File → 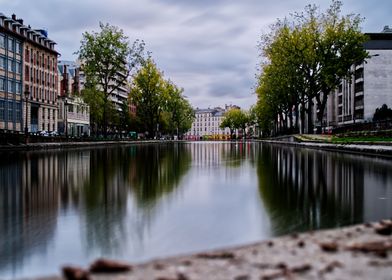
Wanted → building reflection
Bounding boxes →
[0,151,60,273]
[256,143,392,235]
[0,144,192,274]
[189,141,255,169]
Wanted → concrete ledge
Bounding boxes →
[33,221,392,280]
[260,139,392,157]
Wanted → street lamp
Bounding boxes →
[64,97,68,138]
[24,86,30,139]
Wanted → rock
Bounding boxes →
[375,225,392,236]
[196,252,235,259]
[89,258,132,273]
[319,242,339,252]
[62,266,90,280]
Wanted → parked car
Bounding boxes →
[49,131,59,136]
[39,130,49,136]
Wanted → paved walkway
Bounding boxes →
[34,221,392,280]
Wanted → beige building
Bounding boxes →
[185,105,239,139]
[58,61,90,136]
[24,27,59,133]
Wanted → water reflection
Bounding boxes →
[256,143,392,235]
[0,142,391,278]
[0,144,191,277]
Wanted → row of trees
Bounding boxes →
[254,0,368,135]
[220,108,251,138]
[77,23,194,138]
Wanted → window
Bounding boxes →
[15,41,21,54]
[0,78,4,91]
[16,102,21,120]
[8,38,13,51]
[0,100,4,120]
[25,66,29,81]
[8,101,13,121]
[7,59,14,72]
[15,82,21,94]
[16,61,21,74]
[0,35,4,49]
[7,80,14,93]
[0,56,5,69]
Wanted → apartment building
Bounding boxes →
[185,105,239,139]
[324,27,392,129]
[0,13,60,134]
[0,13,23,132]
[58,60,90,136]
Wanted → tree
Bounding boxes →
[373,104,392,121]
[81,87,105,135]
[77,22,145,137]
[220,108,249,139]
[257,0,368,134]
[163,81,195,138]
[129,59,165,138]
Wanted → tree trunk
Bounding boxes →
[300,102,305,134]
[307,100,314,134]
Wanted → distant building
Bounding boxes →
[57,60,90,136]
[323,27,392,130]
[185,104,239,139]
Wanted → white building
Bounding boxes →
[324,27,392,129]
[185,105,239,139]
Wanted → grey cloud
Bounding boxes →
[3,0,392,110]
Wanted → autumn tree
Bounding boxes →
[129,59,165,138]
[77,22,145,136]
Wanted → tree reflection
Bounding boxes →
[127,143,192,207]
[255,143,392,236]
[80,144,192,255]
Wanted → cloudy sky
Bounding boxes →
[1,0,390,109]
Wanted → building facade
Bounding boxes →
[324,27,392,129]
[58,60,90,137]
[0,13,23,132]
[185,105,238,139]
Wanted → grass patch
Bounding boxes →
[331,136,392,143]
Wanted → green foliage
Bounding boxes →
[130,59,194,138]
[256,0,368,134]
[81,88,105,132]
[163,81,195,136]
[77,22,145,135]
[129,59,165,137]
[373,104,392,121]
[220,108,249,137]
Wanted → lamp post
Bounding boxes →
[24,87,30,142]
[64,97,68,139]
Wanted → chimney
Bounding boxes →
[17,18,23,25]
[11,14,16,20]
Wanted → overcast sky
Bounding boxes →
[1,0,390,109]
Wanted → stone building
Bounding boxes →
[0,13,59,134]
[185,105,239,139]
[58,60,90,136]
[0,13,24,132]
[324,27,392,129]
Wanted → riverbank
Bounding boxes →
[0,140,165,151]
[260,135,392,157]
[35,220,392,280]
[2,137,392,157]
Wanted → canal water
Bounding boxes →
[0,142,391,278]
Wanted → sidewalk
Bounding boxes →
[34,220,392,280]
